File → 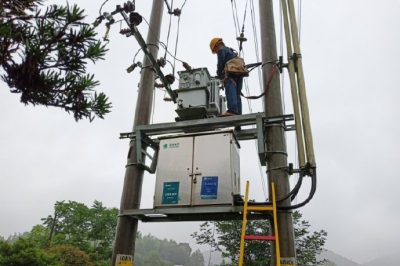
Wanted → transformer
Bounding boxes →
[175,68,226,120]
[154,131,240,208]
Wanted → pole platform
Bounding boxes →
[121,112,294,141]
[120,205,271,222]
[120,112,295,172]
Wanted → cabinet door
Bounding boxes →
[191,133,233,205]
[154,136,193,207]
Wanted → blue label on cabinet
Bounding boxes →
[201,176,218,199]
[162,182,179,204]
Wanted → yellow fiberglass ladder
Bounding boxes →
[238,181,281,266]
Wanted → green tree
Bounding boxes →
[0,0,110,121]
[186,249,205,266]
[191,211,327,265]
[160,241,191,265]
[24,225,50,249]
[2,200,204,266]
[41,200,118,264]
[0,237,58,266]
[135,233,205,266]
[49,244,93,266]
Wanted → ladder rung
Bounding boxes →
[244,235,275,241]
[247,206,274,212]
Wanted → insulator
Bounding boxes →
[182,62,192,71]
[236,32,247,52]
[93,16,103,27]
[165,74,175,85]
[154,82,164,88]
[163,97,173,102]
[104,13,115,24]
[129,12,143,26]
[120,28,131,36]
[126,62,142,73]
[124,1,135,12]
[236,32,247,43]
[172,8,181,16]
[103,25,111,41]
[157,57,166,68]
[126,63,137,73]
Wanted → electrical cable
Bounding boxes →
[164,0,173,59]
[248,167,316,210]
[280,169,316,210]
[276,175,303,203]
[132,47,142,63]
[163,0,172,13]
[230,0,240,49]
[172,13,181,75]
[241,0,249,33]
[242,51,266,200]
[232,0,241,36]
[250,0,263,96]
[99,0,110,16]
[180,0,188,10]
[151,85,156,124]
[171,0,188,75]
[141,17,186,64]
[241,65,278,100]
[237,0,249,55]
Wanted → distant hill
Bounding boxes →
[202,249,399,266]
[320,250,399,266]
[363,253,398,266]
[319,250,361,266]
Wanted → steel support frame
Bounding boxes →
[119,112,294,222]
[121,205,272,222]
[120,112,294,174]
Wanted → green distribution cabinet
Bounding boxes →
[154,130,240,208]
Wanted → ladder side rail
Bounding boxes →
[271,182,281,266]
[238,181,251,266]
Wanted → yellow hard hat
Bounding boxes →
[209,37,223,53]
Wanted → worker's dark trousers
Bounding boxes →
[224,77,243,115]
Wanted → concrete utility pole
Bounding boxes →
[111,0,164,264]
[259,0,297,265]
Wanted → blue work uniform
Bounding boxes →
[216,47,243,115]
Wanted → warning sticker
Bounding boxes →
[201,176,218,199]
[116,254,133,266]
[162,181,180,204]
[280,257,297,266]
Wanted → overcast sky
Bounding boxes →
[1,0,399,264]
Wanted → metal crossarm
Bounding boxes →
[238,181,281,266]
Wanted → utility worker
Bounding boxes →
[210,37,243,116]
